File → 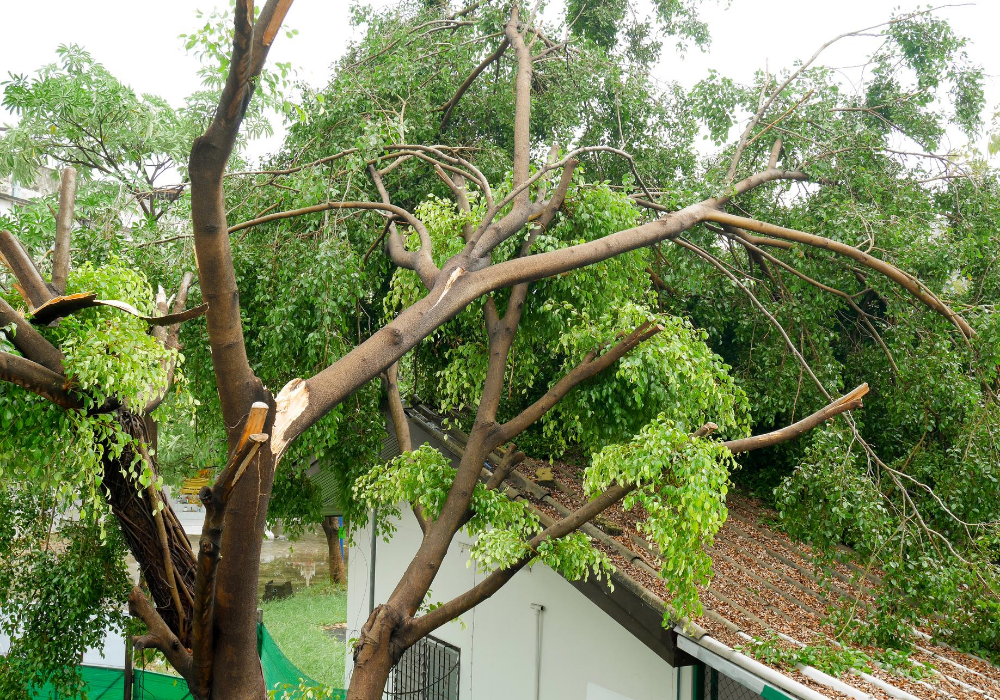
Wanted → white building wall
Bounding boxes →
[347,506,678,700]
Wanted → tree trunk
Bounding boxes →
[207,438,276,700]
[322,516,346,586]
[347,605,407,700]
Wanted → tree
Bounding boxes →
[1,1,996,699]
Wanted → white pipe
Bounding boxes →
[531,603,544,700]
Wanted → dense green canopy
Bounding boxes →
[0,0,998,696]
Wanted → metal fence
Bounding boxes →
[384,635,460,700]
[699,663,764,700]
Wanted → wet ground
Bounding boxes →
[128,502,346,597]
[139,498,345,601]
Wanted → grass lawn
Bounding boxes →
[261,580,349,689]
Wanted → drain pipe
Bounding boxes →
[368,509,377,615]
[531,604,544,700]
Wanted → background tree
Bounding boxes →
[0,1,997,699]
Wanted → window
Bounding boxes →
[697,663,764,700]
[384,635,460,700]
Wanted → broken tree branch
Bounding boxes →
[700,209,975,338]
[51,167,77,295]
[0,296,64,373]
[723,384,869,453]
[0,230,55,309]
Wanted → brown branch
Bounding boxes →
[227,199,426,238]
[711,223,794,250]
[189,0,292,443]
[433,168,475,240]
[710,168,813,207]
[0,297,64,373]
[369,166,439,285]
[485,446,526,490]
[382,363,412,454]
[440,38,510,130]
[268,201,709,459]
[403,424,718,642]
[506,7,532,212]
[498,321,660,443]
[146,480,186,640]
[128,587,193,682]
[382,362,425,531]
[723,384,869,453]
[701,209,975,338]
[0,351,79,408]
[0,230,55,309]
[51,167,77,295]
[225,149,358,178]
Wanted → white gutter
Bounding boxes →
[676,631,829,700]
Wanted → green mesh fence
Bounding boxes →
[30,623,346,699]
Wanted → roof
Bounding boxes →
[404,405,1000,700]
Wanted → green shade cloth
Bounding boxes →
[30,623,345,699]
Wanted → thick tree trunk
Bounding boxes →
[322,516,346,585]
[207,434,276,700]
[347,605,407,700]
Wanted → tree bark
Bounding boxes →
[102,409,197,648]
[322,516,346,586]
[347,605,407,700]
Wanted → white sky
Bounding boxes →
[1,0,997,162]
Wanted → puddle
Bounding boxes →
[255,531,339,599]
[321,623,348,643]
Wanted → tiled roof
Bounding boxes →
[406,405,1000,700]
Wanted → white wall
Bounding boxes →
[347,507,678,700]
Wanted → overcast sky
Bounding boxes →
[1,1,997,162]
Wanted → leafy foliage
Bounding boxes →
[354,445,614,583]
[0,485,130,699]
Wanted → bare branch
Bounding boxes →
[128,587,193,682]
[498,321,660,443]
[51,167,77,295]
[506,6,532,212]
[723,384,869,453]
[440,38,510,130]
[701,209,975,338]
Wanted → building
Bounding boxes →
[0,166,57,215]
[346,406,1000,700]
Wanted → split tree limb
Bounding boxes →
[0,296,64,373]
[0,351,79,408]
[190,401,269,698]
[51,167,77,295]
[723,384,869,453]
[0,230,55,309]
